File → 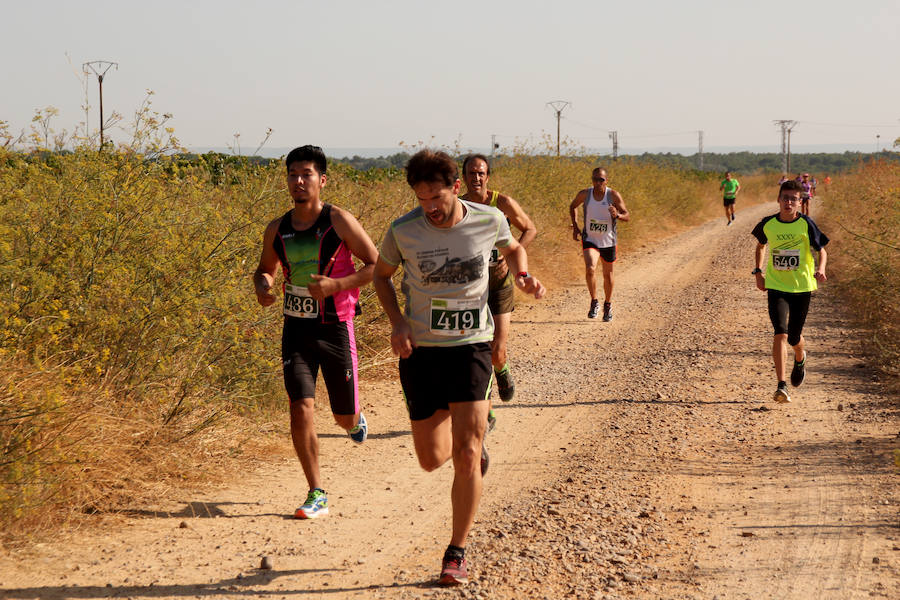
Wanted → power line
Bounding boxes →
[546,101,571,156]
[83,60,118,150]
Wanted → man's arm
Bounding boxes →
[754,243,767,291]
[609,190,630,222]
[815,247,827,281]
[498,239,546,299]
[568,190,587,241]
[496,193,537,249]
[372,257,415,358]
[308,207,379,302]
[253,218,281,307]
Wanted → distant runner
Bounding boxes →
[800,173,813,215]
[253,145,379,519]
[719,171,741,225]
[373,149,545,586]
[751,179,829,404]
[569,167,631,321]
[461,153,537,409]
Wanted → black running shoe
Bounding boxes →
[496,368,515,402]
[480,441,489,477]
[588,299,600,319]
[602,302,613,322]
[486,409,496,433]
[790,353,807,387]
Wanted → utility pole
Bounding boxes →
[491,134,497,159]
[698,130,704,170]
[546,100,570,156]
[773,120,797,173]
[608,131,618,160]
[84,60,118,150]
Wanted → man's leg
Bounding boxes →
[410,410,453,472]
[724,203,731,224]
[601,259,614,304]
[491,312,510,371]
[583,248,600,300]
[289,397,321,490]
[772,334,789,383]
[448,399,489,547]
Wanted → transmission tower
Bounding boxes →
[773,120,797,173]
[84,60,118,150]
[546,101,570,156]
[698,130,704,170]
[608,131,618,160]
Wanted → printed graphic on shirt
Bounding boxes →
[419,250,485,286]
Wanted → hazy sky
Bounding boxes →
[4,0,899,155]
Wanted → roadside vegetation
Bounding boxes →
[0,107,877,546]
[817,161,900,389]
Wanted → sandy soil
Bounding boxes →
[1,202,897,600]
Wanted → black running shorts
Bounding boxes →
[582,241,617,263]
[399,343,493,421]
[767,289,811,346]
[281,318,359,415]
[723,197,736,206]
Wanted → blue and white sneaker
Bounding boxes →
[349,412,367,443]
[294,488,328,519]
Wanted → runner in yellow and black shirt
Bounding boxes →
[751,179,829,404]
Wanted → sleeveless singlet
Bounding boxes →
[583,187,617,249]
[273,203,360,323]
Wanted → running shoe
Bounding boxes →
[726,220,732,226]
[731,213,736,222]
[481,440,490,477]
[438,555,469,586]
[487,409,496,433]
[790,353,807,387]
[602,302,613,322]
[588,299,600,319]
[294,488,328,519]
[773,386,791,404]
[348,412,367,443]
[496,368,515,402]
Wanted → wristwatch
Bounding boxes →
[517,271,530,279]
[751,267,762,275]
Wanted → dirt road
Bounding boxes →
[2,202,897,599]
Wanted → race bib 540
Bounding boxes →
[772,249,801,271]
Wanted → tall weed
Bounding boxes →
[818,161,900,386]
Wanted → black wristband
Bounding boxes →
[751,267,762,275]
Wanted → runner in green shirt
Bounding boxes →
[719,171,741,226]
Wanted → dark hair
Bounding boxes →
[592,166,608,177]
[405,149,458,187]
[779,180,803,194]
[462,153,491,176]
[285,145,327,174]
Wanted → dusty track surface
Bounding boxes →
[2,203,897,599]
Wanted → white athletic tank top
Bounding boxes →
[583,187,617,248]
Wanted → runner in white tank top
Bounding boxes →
[568,167,631,321]
[582,186,618,249]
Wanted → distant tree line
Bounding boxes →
[328,150,899,176]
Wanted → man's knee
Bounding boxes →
[788,332,803,347]
[451,440,481,474]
